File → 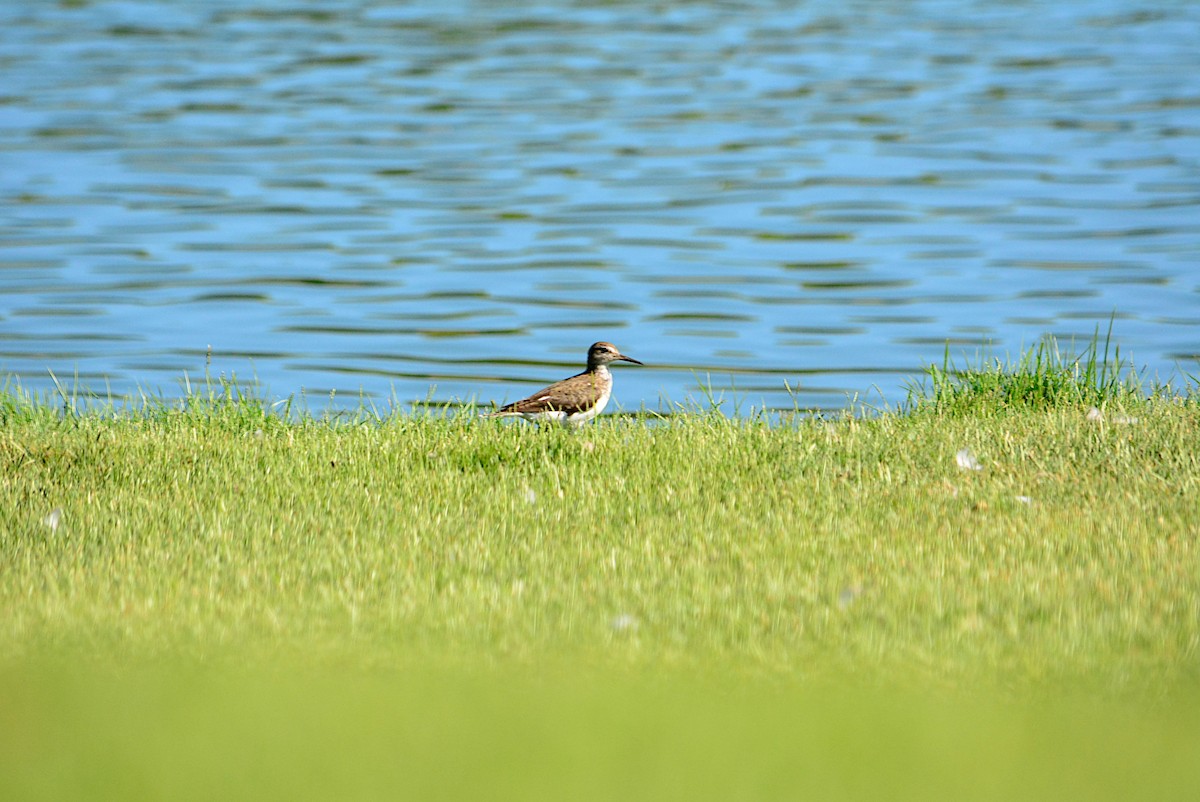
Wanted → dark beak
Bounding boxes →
[617,354,643,366]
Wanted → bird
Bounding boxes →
[488,341,643,426]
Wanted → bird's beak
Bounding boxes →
[617,353,644,366]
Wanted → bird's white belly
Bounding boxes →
[519,409,568,424]
[564,383,610,426]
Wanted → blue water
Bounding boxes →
[2,1,1198,413]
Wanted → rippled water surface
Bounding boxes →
[2,1,1199,413]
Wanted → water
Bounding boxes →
[2,0,1198,414]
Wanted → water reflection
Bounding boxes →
[1,1,1198,414]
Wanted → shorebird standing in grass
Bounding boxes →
[488,341,643,427]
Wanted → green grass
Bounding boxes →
[907,324,1189,414]
[4,661,1199,801]
[1,344,1199,800]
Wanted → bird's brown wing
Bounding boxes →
[498,371,596,415]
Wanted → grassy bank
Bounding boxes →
[2,358,1199,798]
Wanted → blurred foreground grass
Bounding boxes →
[1,365,1198,799]
[3,658,1199,801]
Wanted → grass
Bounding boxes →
[908,323,1185,413]
[5,662,1199,801]
[1,340,1199,799]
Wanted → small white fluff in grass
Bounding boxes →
[523,487,537,504]
[610,613,639,633]
[1016,495,1033,505]
[955,447,983,471]
[42,507,63,531]
[1087,406,1140,425]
